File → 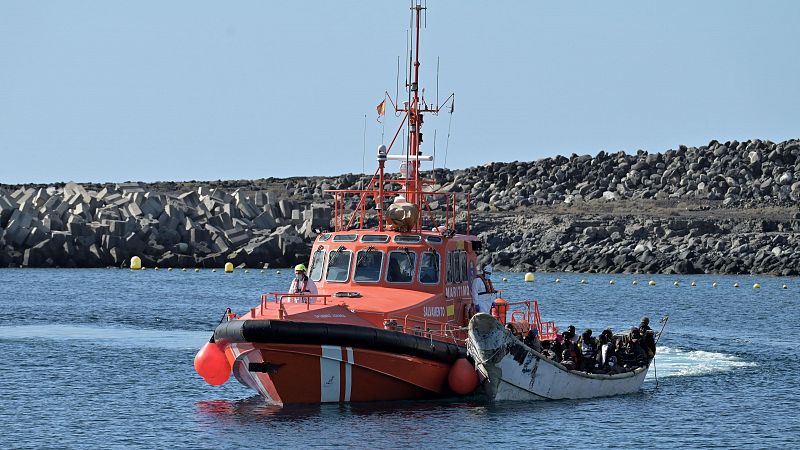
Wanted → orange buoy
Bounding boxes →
[194,341,232,386]
[448,358,479,395]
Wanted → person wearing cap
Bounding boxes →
[639,316,656,358]
[563,325,578,344]
[471,264,496,313]
[288,263,318,301]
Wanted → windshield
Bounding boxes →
[387,251,416,283]
[309,249,325,282]
[326,250,352,282]
[354,250,384,283]
[419,251,440,284]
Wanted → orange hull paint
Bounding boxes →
[227,343,451,405]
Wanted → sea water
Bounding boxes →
[1,269,797,449]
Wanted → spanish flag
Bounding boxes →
[376,99,386,117]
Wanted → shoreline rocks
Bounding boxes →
[2,138,799,274]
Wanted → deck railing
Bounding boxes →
[503,300,560,340]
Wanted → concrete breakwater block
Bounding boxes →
[0,181,332,268]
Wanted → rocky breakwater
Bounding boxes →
[440,138,800,209]
[471,210,800,275]
[0,182,330,268]
[449,137,800,275]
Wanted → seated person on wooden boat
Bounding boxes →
[595,329,621,374]
[561,346,578,370]
[639,316,657,358]
[618,328,648,369]
[470,264,496,313]
[563,325,578,344]
[523,326,543,352]
[287,264,318,300]
[539,337,557,360]
[550,336,564,362]
[561,337,579,370]
[577,329,599,372]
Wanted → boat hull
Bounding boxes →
[226,343,453,405]
[468,313,649,401]
[212,320,465,405]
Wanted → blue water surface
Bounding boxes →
[1,269,798,449]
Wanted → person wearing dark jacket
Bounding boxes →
[639,316,656,358]
[576,329,599,372]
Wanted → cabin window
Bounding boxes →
[446,252,455,283]
[418,251,440,284]
[361,234,390,243]
[447,250,467,283]
[458,251,468,282]
[325,250,352,282]
[354,250,384,283]
[393,235,422,244]
[425,236,443,245]
[333,234,358,242]
[319,233,332,242]
[309,248,325,282]
[387,251,416,283]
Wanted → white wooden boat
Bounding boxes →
[467,313,650,401]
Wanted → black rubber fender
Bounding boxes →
[214,319,465,364]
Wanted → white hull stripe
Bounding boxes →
[320,345,341,402]
[344,347,354,402]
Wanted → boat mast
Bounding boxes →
[403,2,424,205]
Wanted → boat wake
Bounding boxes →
[646,346,756,379]
[0,324,209,350]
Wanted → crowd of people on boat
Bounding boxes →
[516,317,657,374]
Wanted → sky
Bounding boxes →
[1,0,798,184]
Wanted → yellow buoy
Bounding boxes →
[154,267,159,271]
[632,280,639,285]
[276,270,281,274]
[734,283,740,288]
[167,267,173,272]
[609,280,616,285]
[753,283,761,289]
[212,268,217,273]
[181,268,186,272]
[712,282,718,288]
[245,269,249,274]
[260,270,265,273]
[524,273,535,282]
[224,262,234,273]
[783,284,788,289]
[673,281,680,287]
[130,256,142,271]
[690,281,696,287]
[579,279,588,285]
[648,280,656,286]
[141,267,146,271]
[502,277,508,282]
[555,278,561,283]
[195,268,200,272]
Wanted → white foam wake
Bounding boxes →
[646,346,756,379]
[0,324,209,350]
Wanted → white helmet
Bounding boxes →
[483,264,493,275]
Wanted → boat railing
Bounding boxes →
[325,187,471,235]
[350,308,465,344]
[260,292,332,319]
[502,300,559,340]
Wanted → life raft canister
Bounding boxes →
[491,298,509,325]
